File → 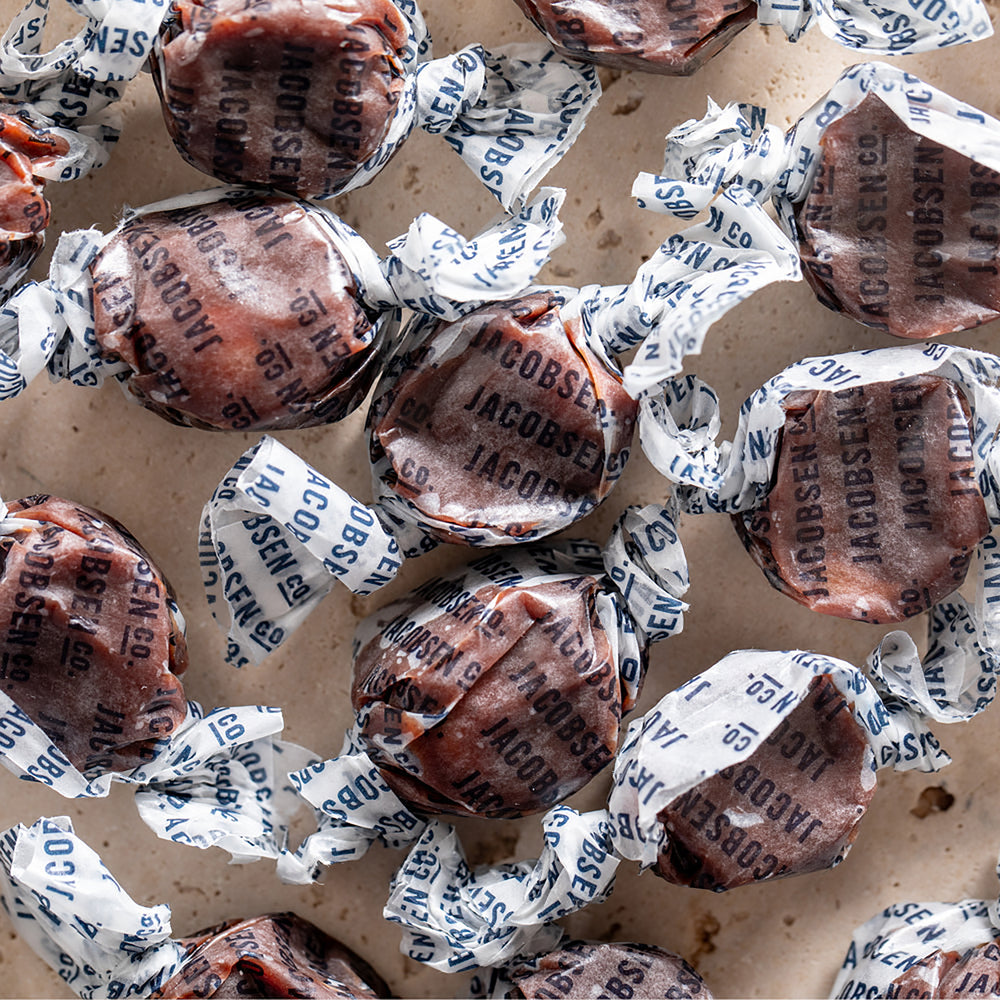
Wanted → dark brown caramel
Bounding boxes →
[90,193,378,430]
[352,569,623,818]
[151,0,408,198]
[370,293,638,543]
[797,94,1000,339]
[0,112,68,289]
[0,496,188,774]
[512,0,755,75]
[889,939,1000,997]
[734,376,990,623]
[152,913,392,998]
[508,939,714,999]
[655,675,873,891]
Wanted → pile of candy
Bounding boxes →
[1,0,999,996]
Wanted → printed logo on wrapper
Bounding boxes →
[639,343,1000,722]
[607,645,951,879]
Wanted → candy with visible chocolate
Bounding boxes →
[0,495,188,774]
[369,292,638,545]
[90,191,379,430]
[150,0,408,199]
[502,939,714,998]
[152,913,392,999]
[511,0,755,75]
[733,374,990,623]
[797,94,1000,339]
[353,561,622,819]
[887,940,1000,997]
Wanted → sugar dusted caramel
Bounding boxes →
[797,94,1000,339]
[889,938,1000,997]
[507,939,714,998]
[0,496,188,775]
[90,193,377,430]
[352,567,622,819]
[151,0,408,198]
[733,375,989,623]
[512,0,755,75]
[370,293,638,544]
[152,912,391,998]
[655,674,873,892]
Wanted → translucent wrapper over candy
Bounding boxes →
[607,643,950,890]
[638,62,1000,343]
[276,503,687,879]
[0,185,565,429]
[0,818,392,999]
[201,191,796,664]
[640,343,1000,717]
[144,0,599,209]
[511,0,990,76]
[829,848,1000,998]
[472,939,714,998]
[0,494,188,775]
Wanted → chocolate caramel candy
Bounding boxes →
[352,565,622,818]
[151,0,408,198]
[370,293,638,544]
[512,0,755,75]
[889,939,1000,997]
[655,674,874,892]
[152,912,392,998]
[0,496,188,775]
[796,94,1000,339]
[507,939,714,999]
[0,112,69,290]
[733,375,989,623]
[90,193,378,430]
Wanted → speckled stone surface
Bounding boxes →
[1,2,999,997]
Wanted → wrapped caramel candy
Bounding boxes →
[829,849,1000,998]
[511,0,990,76]
[0,186,565,429]
[607,644,949,892]
[277,503,685,878]
[378,630,956,970]
[202,186,798,665]
[475,939,714,998]
[0,819,391,998]
[628,63,1000,359]
[0,494,188,776]
[151,913,392,999]
[640,344,1000,718]
[144,0,599,208]
[0,499,305,860]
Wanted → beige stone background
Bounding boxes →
[1,0,1000,996]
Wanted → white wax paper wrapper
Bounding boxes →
[754,0,991,52]
[0,0,167,168]
[613,183,801,396]
[648,61,1000,239]
[0,184,564,402]
[608,645,950,873]
[639,342,1000,722]
[384,807,619,972]
[0,695,304,862]
[276,504,688,879]
[830,847,1000,1000]
[0,816,185,998]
